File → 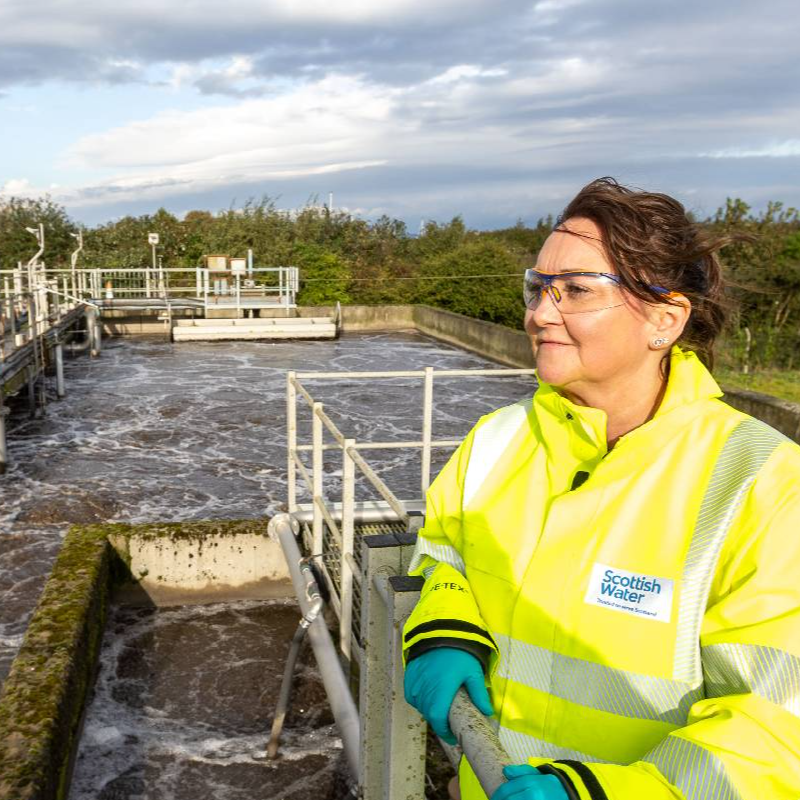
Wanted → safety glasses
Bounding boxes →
[523,269,671,314]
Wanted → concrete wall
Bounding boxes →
[721,387,800,442]
[0,519,290,800]
[295,304,415,330]
[110,519,292,605]
[412,305,535,368]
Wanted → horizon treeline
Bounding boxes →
[1,195,798,371]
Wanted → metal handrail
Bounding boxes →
[284,365,537,677]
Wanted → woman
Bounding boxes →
[402,178,800,800]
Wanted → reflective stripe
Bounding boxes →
[703,642,800,718]
[463,399,532,507]
[643,735,743,800]
[422,565,435,580]
[408,537,465,575]
[673,418,787,684]
[495,633,701,726]
[498,724,609,764]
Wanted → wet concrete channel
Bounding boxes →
[0,332,535,798]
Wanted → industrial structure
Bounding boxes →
[0,226,338,470]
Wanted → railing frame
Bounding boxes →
[285,366,536,667]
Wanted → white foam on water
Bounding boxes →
[0,333,535,797]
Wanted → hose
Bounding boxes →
[266,557,324,759]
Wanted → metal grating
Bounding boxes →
[304,518,408,648]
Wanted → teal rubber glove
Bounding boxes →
[403,647,493,744]
[491,765,568,800]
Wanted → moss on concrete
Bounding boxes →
[0,524,112,800]
[107,519,270,563]
[0,519,272,800]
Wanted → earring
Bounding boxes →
[652,337,669,347]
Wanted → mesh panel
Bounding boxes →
[300,517,408,646]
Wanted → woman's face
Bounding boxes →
[525,217,662,397]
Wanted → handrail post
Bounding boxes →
[340,438,356,661]
[312,401,324,554]
[359,536,404,799]
[287,372,297,512]
[421,366,434,495]
[383,575,427,800]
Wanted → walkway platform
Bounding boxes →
[171,316,338,342]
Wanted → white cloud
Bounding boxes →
[703,140,800,159]
[427,65,508,85]
[0,0,489,48]
[41,62,625,208]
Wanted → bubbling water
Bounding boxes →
[0,332,535,798]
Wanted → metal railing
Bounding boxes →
[0,268,89,366]
[286,367,536,663]
[282,368,537,796]
[0,265,300,311]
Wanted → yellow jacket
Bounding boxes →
[403,348,800,800]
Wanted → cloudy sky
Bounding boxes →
[1,0,798,228]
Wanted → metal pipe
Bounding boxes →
[269,513,360,778]
[64,332,91,353]
[0,401,8,473]
[266,557,324,759]
[296,368,537,380]
[55,343,65,398]
[295,439,461,452]
[449,688,512,798]
[86,307,100,357]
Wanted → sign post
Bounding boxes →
[147,233,159,297]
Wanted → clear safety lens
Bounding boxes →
[523,270,625,314]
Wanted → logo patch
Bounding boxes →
[584,562,674,623]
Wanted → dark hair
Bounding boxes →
[558,177,741,368]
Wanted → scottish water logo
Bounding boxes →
[584,562,674,623]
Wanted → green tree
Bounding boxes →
[293,242,353,305]
[0,196,78,268]
[414,239,525,327]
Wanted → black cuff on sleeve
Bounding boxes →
[554,760,609,800]
[405,636,492,672]
[536,764,580,800]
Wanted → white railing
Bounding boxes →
[0,268,87,366]
[0,266,300,309]
[285,367,537,662]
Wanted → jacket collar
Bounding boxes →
[533,346,722,463]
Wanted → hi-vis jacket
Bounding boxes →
[403,347,800,800]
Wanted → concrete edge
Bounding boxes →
[0,517,290,800]
[0,524,115,800]
[721,385,800,443]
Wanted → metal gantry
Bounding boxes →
[0,253,100,470]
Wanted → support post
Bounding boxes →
[359,535,404,800]
[287,372,297,512]
[384,575,427,800]
[0,397,8,473]
[86,306,101,357]
[94,312,102,355]
[312,402,324,554]
[55,342,65,398]
[339,438,356,661]
[27,369,36,419]
[421,366,434,495]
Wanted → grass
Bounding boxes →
[715,367,800,405]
